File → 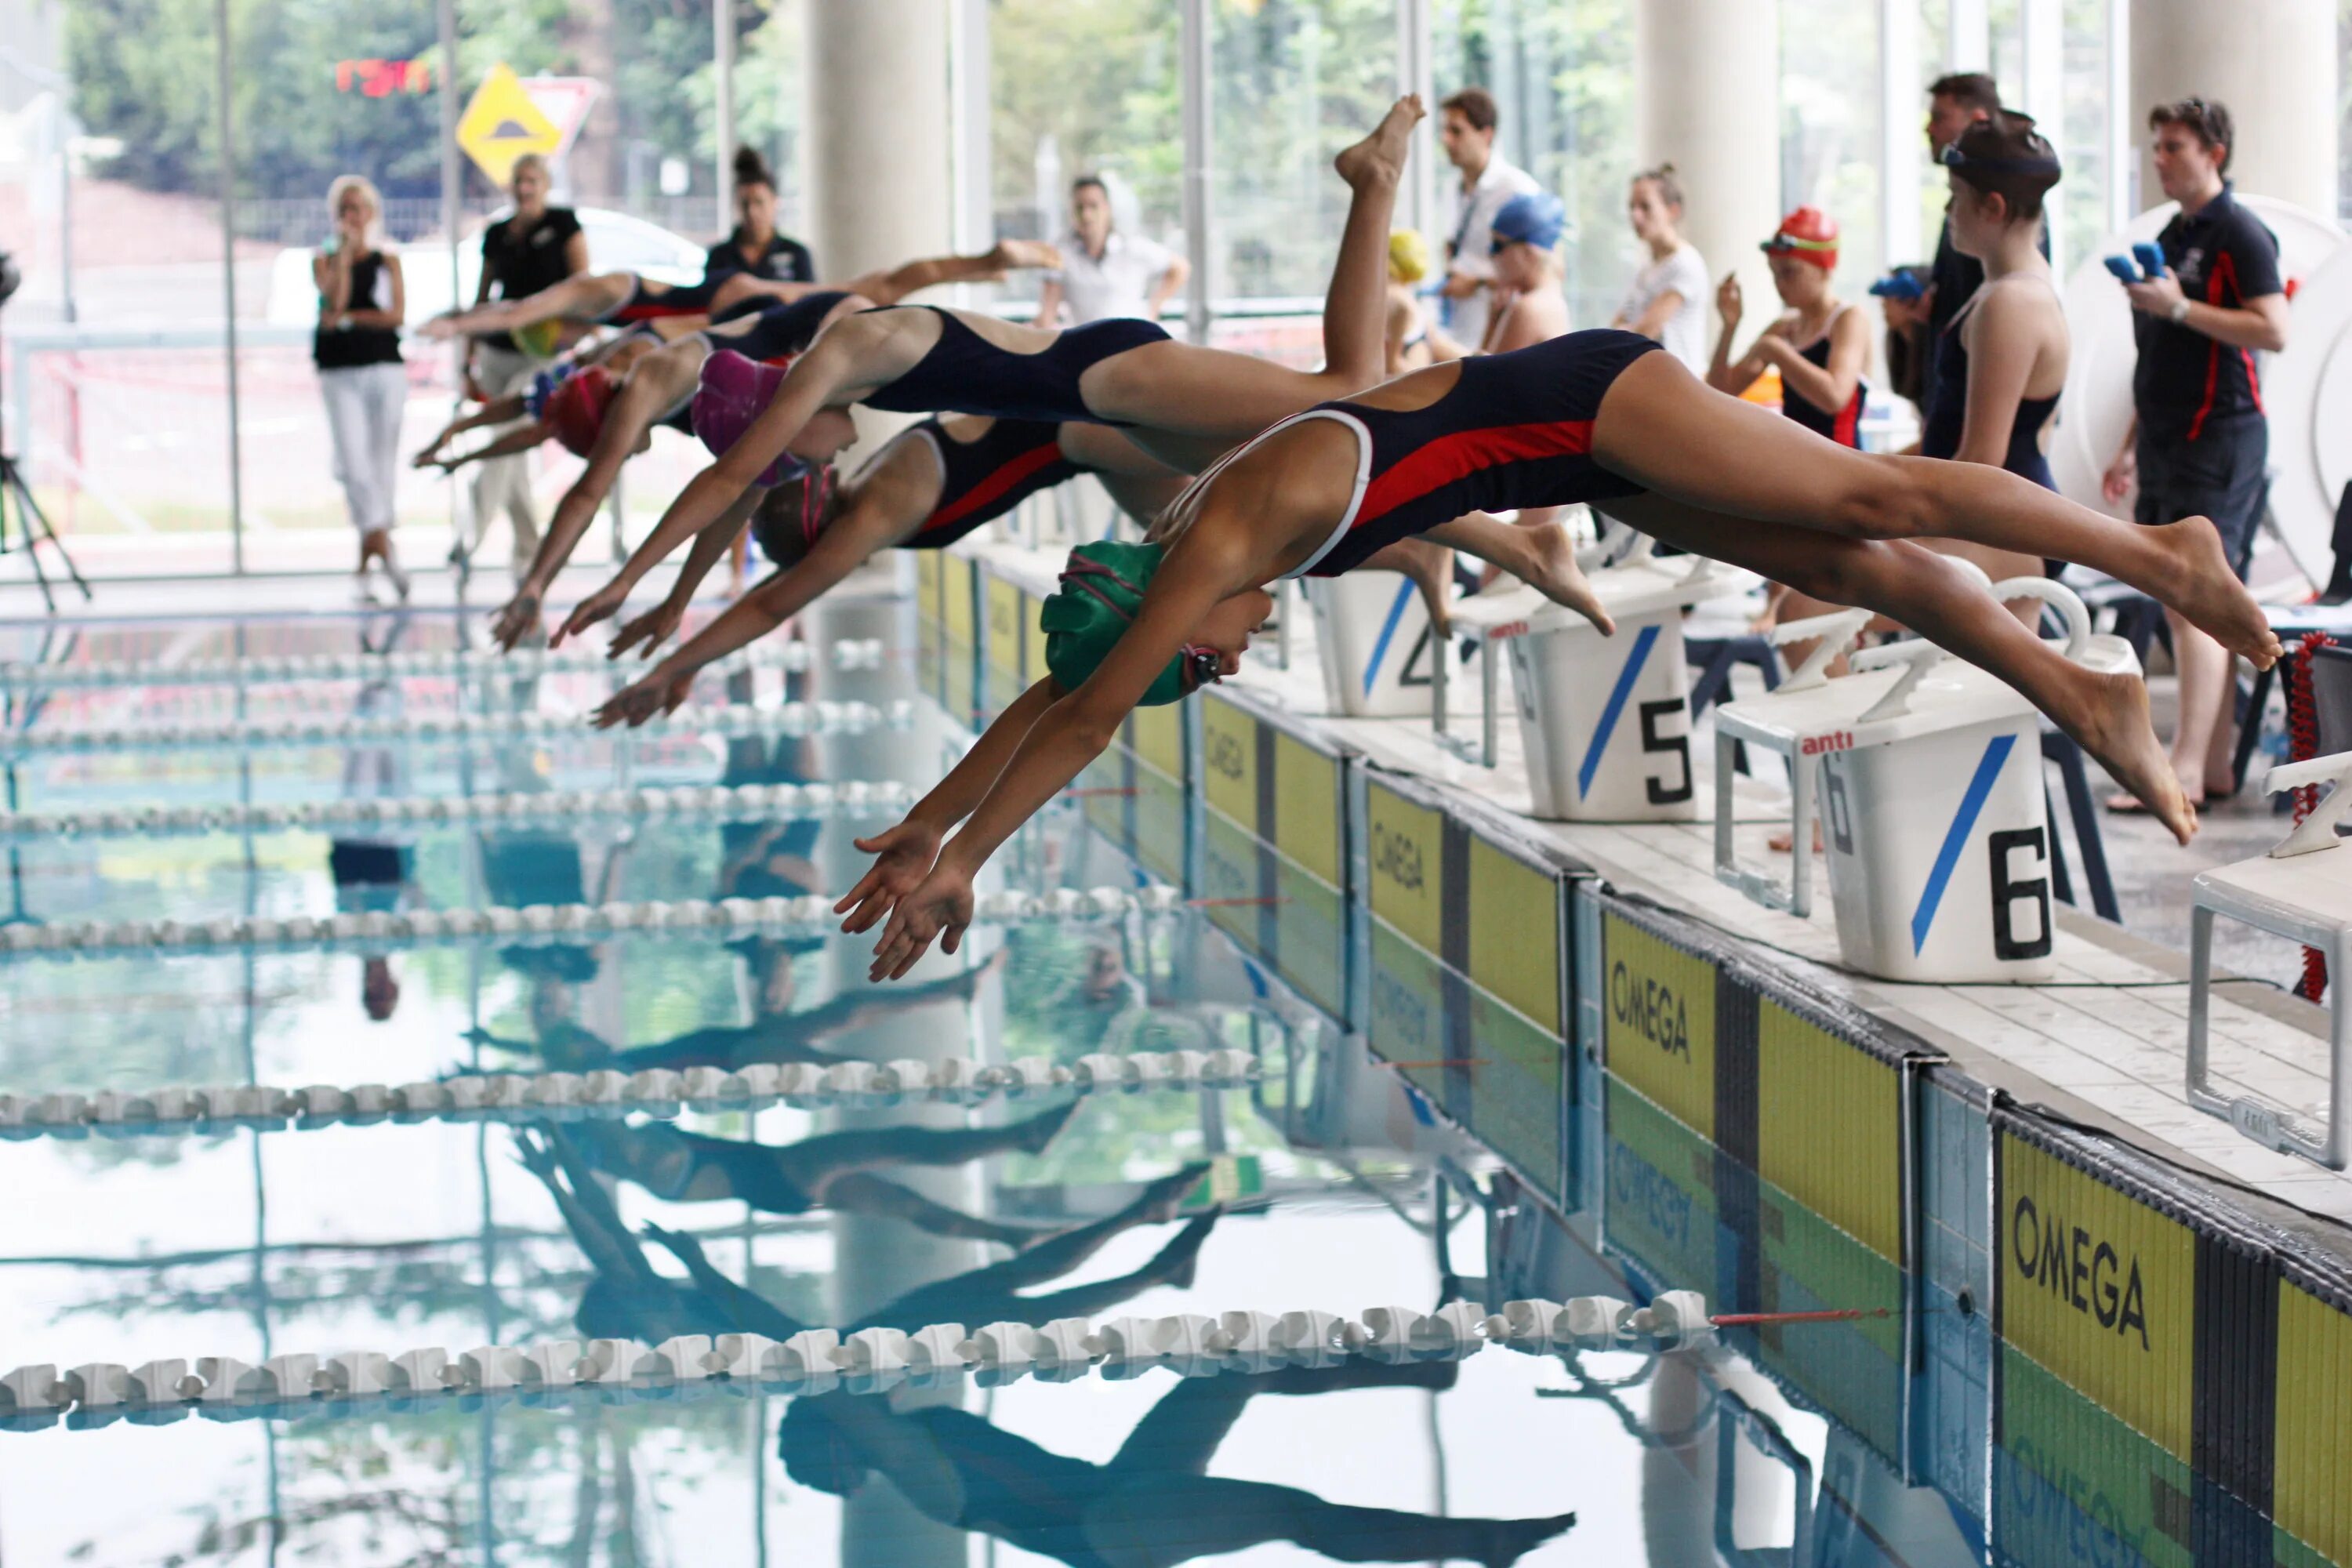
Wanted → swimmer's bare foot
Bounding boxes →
[1766,820,1825,855]
[2151,517,2281,668]
[1519,524,1615,635]
[2059,669,2197,845]
[1138,1160,1214,1223]
[1012,1097,1080,1154]
[987,238,1063,272]
[1335,95,1424,190]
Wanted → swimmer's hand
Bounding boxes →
[490,586,545,652]
[419,311,463,342]
[590,670,693,730]
[412,436,450,470]
[553,579,631,648]
[866,862,974,982]
[607,598,687,662]
[835,819,945,935]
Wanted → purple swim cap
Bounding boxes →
[694,349,807,487]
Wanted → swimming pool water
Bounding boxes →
[0,601,2312,1566]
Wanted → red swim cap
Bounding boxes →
[546,366,618,457]
[693,348,806,488]
[1762,206,1841,271]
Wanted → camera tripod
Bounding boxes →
[0,314,93,613]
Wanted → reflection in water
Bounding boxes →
[783,1366,1580,1568]
[327,673,417,1022]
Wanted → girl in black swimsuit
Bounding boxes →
[577,415,1187,720]
[639,98,1429,561]
[838,327,2285,976]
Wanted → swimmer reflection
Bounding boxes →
[781,1365,1577,1567]
[517,1126,1213,1341]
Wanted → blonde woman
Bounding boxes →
[314,175,410,601]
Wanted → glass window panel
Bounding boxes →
[1434,0,1636,332]
[8,0,236,575]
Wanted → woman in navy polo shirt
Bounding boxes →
[704,147,816,287]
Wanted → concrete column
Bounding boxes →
[804,0,954,278]
[2129,0,2336,217]
[1636,0,1782,328]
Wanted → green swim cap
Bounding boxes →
[1040,539,1197,707]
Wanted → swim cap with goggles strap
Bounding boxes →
[546,366,618,458]
[1760,206,1840,271]
[692,349,812,489]
[1040,540,1223,707]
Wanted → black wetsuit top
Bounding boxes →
[858,307,1170,425]
[1780,332,1867,448]
[1286,328,1657,578]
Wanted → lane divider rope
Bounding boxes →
[0,1293,1719,1431]
[0,1034,1245,1141]
[0,698,912,757]
[0,779,916,842]
[0,883,1178,964]
[0,638,889,691]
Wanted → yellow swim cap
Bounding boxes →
[1388,230,1430,285]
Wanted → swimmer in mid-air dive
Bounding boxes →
[568,408,1189,718]
[833,325,2281,978]
[417,238,1061,344]
[620,96,1593,638]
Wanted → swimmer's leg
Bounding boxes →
[1592,352,2281,673]
[1608,492,2198,845]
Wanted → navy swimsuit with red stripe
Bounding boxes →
[905,419,1083,548]
[1284,328,1656,578]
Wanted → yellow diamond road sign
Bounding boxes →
[456,64,562,187]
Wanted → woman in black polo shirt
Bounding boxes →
[2101,99,2289,811]
[704,147,815,287]
[463,154,587,574]
[313,174,410,603]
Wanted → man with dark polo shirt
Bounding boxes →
[2102,98,2289,811]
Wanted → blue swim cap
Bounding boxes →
[1490,192,1566,253]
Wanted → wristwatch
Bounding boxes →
[2168,298,2192,324]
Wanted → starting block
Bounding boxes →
[2187,749,2352,1168]
[1304,573,1437,719]
[1714,576,2133,983]
[1442,534,1744,820]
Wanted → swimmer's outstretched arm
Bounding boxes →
[555,479,771,648]
[856,530,1257,979]
[422,271,634,339]
[598,498,760,664]
[488,358,699,650]
[423,417,551,475]
[416,394,529,466]
[593,495,906,726]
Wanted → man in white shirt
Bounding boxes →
[1036,175,1189,327]
[1438,86,1542,349]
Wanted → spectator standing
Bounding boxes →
[1930,111,2069,595]
[1036,175,1187,327]
[1610,164,1711,373]
[464,153,586,575]
[1901,74,2002,444]
[704,147,817,287]
[314,174,410,604]
[2103,99,2288,811]
[1436,86,1542,350]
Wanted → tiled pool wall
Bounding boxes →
[932,550,2352,1568]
